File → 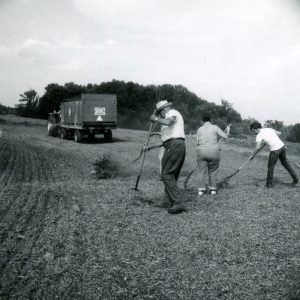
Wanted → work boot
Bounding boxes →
[290,179,299,187]
[168,204,186,214]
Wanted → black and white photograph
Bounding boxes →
[0,0,300,299]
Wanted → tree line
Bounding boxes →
[0,103,14,115]
[2,80,300,142]
[11,80,243,133]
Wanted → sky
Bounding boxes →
[0,0,300,125]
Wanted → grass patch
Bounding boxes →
[0,115,47,126]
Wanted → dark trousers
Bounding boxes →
[161,138,186,205]
[267,146,298,186]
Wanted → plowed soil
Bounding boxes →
[0,119,300,299]
[0,123,137,299]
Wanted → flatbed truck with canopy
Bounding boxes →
[48,93,117,142]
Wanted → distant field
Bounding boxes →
[0,114,47,125]
[0,116,300,299]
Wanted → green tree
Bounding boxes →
[37,84,65,118]
[285,123,300,143]
[15,89,39,117]
[264,120,284,131]
[0,103,14,115]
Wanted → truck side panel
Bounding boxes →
[61,98,81,125]
[82,94,117,123]
[75,100,82,125]
[60,94,117,128]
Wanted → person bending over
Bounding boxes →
[250,121,298,188]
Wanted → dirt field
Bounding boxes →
[0,117,300,299]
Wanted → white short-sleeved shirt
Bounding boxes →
[256,128,284,151]
[161,109,185,142]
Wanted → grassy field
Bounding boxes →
[0,114,47,126]
[0,115,300,299]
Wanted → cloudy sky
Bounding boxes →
[1,0,300,124]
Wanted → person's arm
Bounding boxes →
[250,140,266,159]
[275,130,282,136]
[150,132,161,137]
[143,142,164,152]
[217,124,231,139]
[225,124,231,135]
[150,114,176,126]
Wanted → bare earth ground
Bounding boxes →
[0,117,300,299]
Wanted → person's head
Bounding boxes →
[202,115,212,123]
[250,121,262,133]
[155,100,172,118]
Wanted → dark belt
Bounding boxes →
[163,137,185,146]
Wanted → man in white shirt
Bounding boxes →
[143,100,186,214]
[250,121,298,188]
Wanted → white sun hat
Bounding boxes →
[156,100,172,113]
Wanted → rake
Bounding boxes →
[218,156,252,188]
[184,156,253,189]
[129,121,157,201]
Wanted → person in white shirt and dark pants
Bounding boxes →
[250,121,298,188]
[143,100,186,214]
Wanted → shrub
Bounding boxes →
[92,153,120,179]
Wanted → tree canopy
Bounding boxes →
[33,80,242,132]
[15,89,39,118]
[6,80,300,142]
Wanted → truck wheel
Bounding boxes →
[74,130,82,143]
[104,129,112,142]
[60,128,67,139]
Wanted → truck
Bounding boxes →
[47,93,117,142]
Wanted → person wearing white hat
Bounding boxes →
[143,100,186,214]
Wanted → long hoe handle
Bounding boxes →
[133,153,146,191]
[132,121,156,192]
[224,157,252,182]
[184,164,198,188]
